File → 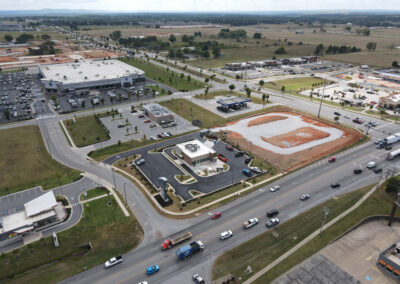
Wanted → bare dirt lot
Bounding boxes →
[224,107,363,171]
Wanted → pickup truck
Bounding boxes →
[243,218,259,229]
[162,231,192,250]
[104,256,123,268]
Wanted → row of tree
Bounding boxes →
[314,44,361,55]
[218,29,247,39]
[2,33,52,44]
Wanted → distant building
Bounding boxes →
[379,94,400,110]
[0,22,35,32]
[39,59,145,93]
[0,191,67,247]
[225,62,254,71]
[295,30,304,34]
[377,241,400,281]
[301,56,319,63]
[175,139,216,167]
[224,56,317,71]
[253,60,281,68]
[281,57,307,65]
[142,103,174,124]
[373,70,400,84]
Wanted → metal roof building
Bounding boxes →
[39,59,145,92]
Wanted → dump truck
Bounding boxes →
[176,240,204,260]
[161,231,192,250]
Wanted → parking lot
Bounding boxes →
[0,71,38,123]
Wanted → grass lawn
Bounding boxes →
[0,31,69,41]
[194,90,265,105]
[256,184,395,283]
[0,125,81,196]
[0,68,26,74]
[2,197,143,284]
[263,77,330,93]
[119,57,205,91]
[79,187,109,201]
[211,185,374,282]
[64,115,110,147]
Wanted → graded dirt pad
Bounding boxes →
[224,109,363,172]
[262,127,330,148]
[247,115,287,127]
[0,56,15,63]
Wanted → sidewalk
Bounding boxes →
[243,179,381,284]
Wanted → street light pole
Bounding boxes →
[319,207,330,236]
[112,169,117,190]
[123,182,128,206]
[317,80,326,118]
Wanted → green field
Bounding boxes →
[0,31,69,42]
[0,126,81,196]
[263,77,329,93]
[195,90,266,105]
[119,57,205,91]
[79,187,109,201]
[212,185,374,282]
[64,115,110,147]
[2,196,143,284]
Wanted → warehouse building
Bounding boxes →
[142,103,175,124]
[39,59,145,93]
[175,139,216,167]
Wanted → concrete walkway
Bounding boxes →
[243,179,382,284]
[60,120,76,148]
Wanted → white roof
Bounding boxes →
[39,60,144,85]
[176,139,215,158]
[25,191,57,217]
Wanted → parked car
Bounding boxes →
[211,212,222,219]
[331,183,341,188]
[157,133,165,138]
[300,194,310,201]
[136,159,146,165]
[367,162,376,169]
[138,114,145,118]
[245,157,252,164]
[242,169,252,177]
[144,119,151,123]
[374,168,383,174]
[235,151,244,157]
[385,145,393,150]
[219,230,233,240]
[328,156,336,163]
[270,185,280,192]
[267,209,279,218]
[146,265,160,275]
[117,124,125,128]
[218,154,228,162]
[353,168,362,174]
[226,145,234,151]
[266,218,280,228]
[376,143,384,149]
[375,139,384,145]
[150,136,157,140]
[250,166,262,173]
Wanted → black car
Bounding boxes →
[385,145,393,150]
[374,168,383,174]
[331,183,341,188]
[235,151,244,157]
[245,157,252,164]
[353,169,362,174]
[267,209,279,218]
[334,112,341,116]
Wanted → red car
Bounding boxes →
[144,119,151,123]
[226,145,233,151]
[218,154,227,162]
[328,156,336,162]
[211,212,222,219]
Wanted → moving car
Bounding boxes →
[144,119,151,123]
[250,166,262,174]
[385,145,393,150]
[344,114,351,119]
[138,282,148,284]
[375,139,384,145]
[334,112,341,116]
[104,256,123,268]
[376,143,384,149]
[353,168,362,174]
[211,212,222,219]
[192,274,205,284]
[328,156,336,163]
[220,230,233,240]
[331,183,341,188]
[136,159,146,165]
[266,218,280,228]
[300,194,310,201]
[374,168,383,174]
[242,169,252,177]
[226,145,234,151]
[367,162,376,169]
[353,117,363,124]
[150,136,157,140]
[218,154,228,162]
[146,265,160,275]
[270,185,280,192]
[243,218,259,229]
[267,209,279,218]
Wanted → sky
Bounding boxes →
[0,0,399,12]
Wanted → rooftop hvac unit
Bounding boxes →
[95,74,99,77]
[84,76,88,80]
[79,71,82,74]
[55,73,59,76]
[185,143,199,152]
[63,75,67,79]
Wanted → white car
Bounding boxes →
[243,218,259,229]
[220,230,233,240]
[138,282,148,284]
[104,256,123,268]
[344,114,351,119]
[367,162,376,169]
[266,218,280,228]
[192,274,205,284]
[270,185,280,192]
[250,167,262,174]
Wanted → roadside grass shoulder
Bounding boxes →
[263,77,330,93]
[2,196,143,284]
[211,185,374,282]
[64,115,110,147]
[0,125,81,196]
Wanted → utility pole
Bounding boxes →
[365,122,372,137]
[317,80,326,118]
[123,182,128,206]
[319,207,330,236]
[112,169,117,189]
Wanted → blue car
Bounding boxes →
[242,169,252,177]
[146,265,160,275]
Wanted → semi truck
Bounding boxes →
[387,148,400,160]
[176,240,204,260]
[384,133,400,145]
[161,231,192,250]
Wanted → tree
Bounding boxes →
[212,46,221,58]
[281,86,286,92]
[81,100,86,108]
[41,34,51,40]
[205,78,209,83]
[3,109,9,120]
[314,43,324,55]
[266,94,269,103]
[366,42,377,51]
[392,61,399,68]
[4,34,12,42]
[169,34,176,42]
[235,74,241,80]
[262,94,266,108]
[110,30,121,41]
[16,33,34,44]
[274,47,286,54]
[386,176,400,193]
[259,80,264,86]
[246,88,251,98]
[229,84,235,91]
[253,32,262,39]
[334,116,339,124]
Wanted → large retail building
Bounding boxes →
[39,59,145,92]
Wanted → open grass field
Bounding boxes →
[255,184,395,283]
[120,57,205,91]
[263,77,329,93]
[64,115,110,147]
[195,90,266,105]
[3,196,143,284]
[0,125,81,196]
[212,184,376,282]
[0,31,69,42]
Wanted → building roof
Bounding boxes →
[142,103,172,118]
[217,96,251,107]
[25,191,57,217]
[176,139,215,159]
[39,60,144,85]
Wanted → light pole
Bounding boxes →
[319,207,330,236]
[317,80,326,118]
[112,169,117,189]
[123,182,128,206]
